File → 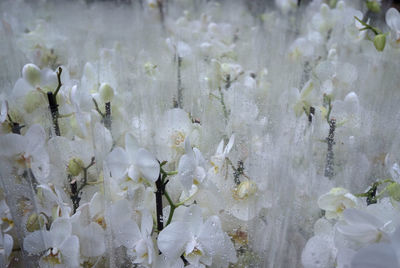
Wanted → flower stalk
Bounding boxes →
[47,67,62,136]
[69,156,95,213]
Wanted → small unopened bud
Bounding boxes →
[99,83,114,102]
[366,0,381,13]
[22,64,41,86]
[26,213,40,232]
[68,158,84,176]
[373,34,386,52]
[234,180,258,200]
[147,0,157,8]
[387,183,400,201]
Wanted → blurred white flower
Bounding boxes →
[106,133,160,182]
[318,188,359,219]
[178,138,207,191]
[23,217,80,267]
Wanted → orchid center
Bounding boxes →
[171,131,185,148]
[43,247,62,265]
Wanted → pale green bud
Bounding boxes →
[387,183,400,201]
[24,90,45,113]
[22,63,41,86]
[366,0,381,13]
[144,62,157,76]
[68,158,84,176]
[373,34,386,52]
[234,180,258,200]
[26,213,40,232]
[99,83,114,102]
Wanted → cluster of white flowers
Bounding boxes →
[302,167,400,268]
[0,0,400,267]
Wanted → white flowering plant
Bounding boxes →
[0,0,400,267]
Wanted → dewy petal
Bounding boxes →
[158,221,191,260]
[198,216,224,255]
[0,100,8,123]
[106,147,129,180]
[135,148,160,182]
[89,192,103,219]
[351,243,399,268]
[79,222,105,257]
[125,133,140,161]
[386,8,400,33]
[31,148,50,180]
[3,234,13,258]
[193,148,205,167]
[50,218,72,247]
[93,122,113,164]
[60,235,80,268]
[178,154,196,191]
[114,219,141,249]
[342,208,383,228]
[110,199,131,223]
[301,235,335,268]
[128,164,140,181]
[23,230,50,254]
[224,134,235,155]
[184,138,194,158]
[0,134,25,156]
[184,205,203,234]
[141,209,153,237]
[25,124,46,156]
[215,140,224,156]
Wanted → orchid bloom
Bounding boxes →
[210,134,235,174]
[178,138,207,191]
[23,217,80,267]
[386,8,400,42]
[318,188,359,219]
[0,124,49,181]
[157,205,236,267]
[106,133,160,182]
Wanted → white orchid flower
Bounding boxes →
[0,124,49,181]
[106,133,160,182]
[350,226,400,268]
[318,188,359,219]
[178,138,207,191]
[23,217,80,267]
[71,193,105,258]
[336,208,391,246]
[210,134,235,174]
[109,200,155,265]
[157,205,236,267]
[156,108,200,162]
[386,8,400,42]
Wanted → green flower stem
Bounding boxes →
[354,16,381,35]
[164,189,176,226]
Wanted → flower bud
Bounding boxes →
[22,63,41,86]
[366,0,381,13]
[387,183,400,201]
[26,213,40,232]
[68,158,84,176]
[99,83,114,103]
[234,180,258,200]
[373,34,386,52]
